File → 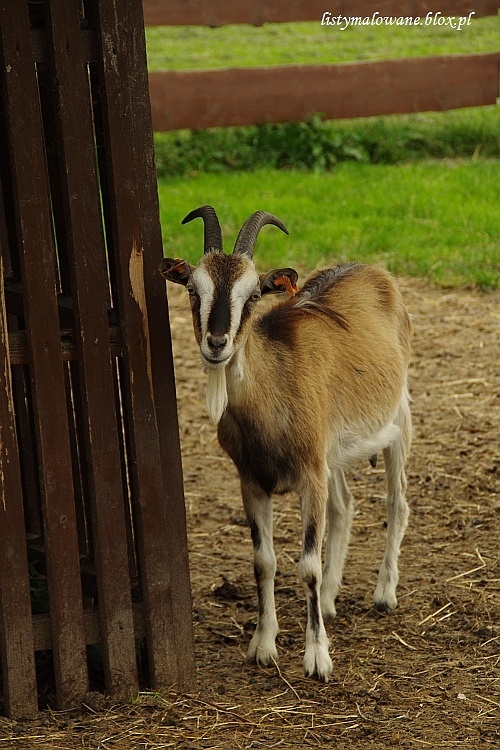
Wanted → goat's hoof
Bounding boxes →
[303,643,333,683]
[373,597,397,614]
[247,631,278,667]
[373,581,397,613]
[320,601,337,622]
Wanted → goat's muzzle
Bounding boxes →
[201,335,231,367]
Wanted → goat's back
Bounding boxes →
[306,262,411,355]
[261,262,410,353]
[255,263,411,429]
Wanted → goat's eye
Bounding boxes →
[250,292,261,302]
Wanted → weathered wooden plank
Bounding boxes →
[30,28,96,66]
[0,1,88,708]
[90,0,195,689]
[126,0,196,690]
[10,364,42,540]
[7,327,123,365]
[3,291,42,541]
[0,247,38,720]
[143,0,499,25]
[44,0,138,697]
[33,602,146,652]
[63,362,93,561]
[149,52,500,131]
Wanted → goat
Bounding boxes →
[160,205,412,682]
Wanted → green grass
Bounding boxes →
[146,16,499,70]
[158,162,500,289]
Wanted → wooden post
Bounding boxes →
[90,0,195,689]
[0,236,38,720]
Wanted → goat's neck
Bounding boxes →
[225,346,247,403]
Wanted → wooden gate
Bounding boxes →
[0,0,195,719]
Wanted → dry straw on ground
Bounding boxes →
[1,278,498,749]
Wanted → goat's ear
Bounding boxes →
[158,257,194,286]
[259,267,299,296]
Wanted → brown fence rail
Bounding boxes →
[149,53,499,131]
[0,0,195,719]
[143,0,499,26]
[143,0,499,131]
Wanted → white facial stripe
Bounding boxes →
[191,265,215,334]
[229,266,260,341]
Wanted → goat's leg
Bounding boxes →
[298,472,332,682]
[242,481,279,666]
[374,397,412,612]
[320,469,354,620]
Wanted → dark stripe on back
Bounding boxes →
[299,263,361,299]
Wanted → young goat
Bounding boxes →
[160,205,412,682]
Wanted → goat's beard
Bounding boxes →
[205,365,228,424]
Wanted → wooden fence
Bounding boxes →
[144,0,500,130]
[1,0,497,722]
[0,0,195,719]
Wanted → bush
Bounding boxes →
[154,107,499,178]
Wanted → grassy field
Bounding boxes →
[146,16,499,70]
[158,161,499,289]
[149,16,499,289]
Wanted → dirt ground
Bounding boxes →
[1,277,499,748]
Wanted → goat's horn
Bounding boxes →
[233,211,289,258]
[182,205,223,253]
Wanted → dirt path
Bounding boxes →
[2,279,499,749]
[167,277,500,750]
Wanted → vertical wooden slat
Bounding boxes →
[63,362,92,560]
[36,65,72,297]
[90,0,195,688]
[44,0,138,696]
[0,1,88,707]
[0,206,38,721]
[10,364,42,540]
[112,358,140,588]
[126,0,196,687]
